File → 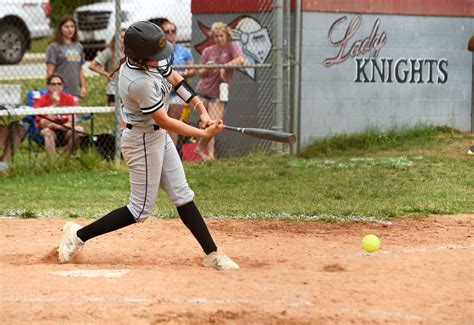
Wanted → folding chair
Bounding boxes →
[19,115,45,163]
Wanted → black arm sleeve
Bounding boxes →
[173,79,196,103]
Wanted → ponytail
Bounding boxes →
[110,57,126,78]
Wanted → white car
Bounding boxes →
[0,0,51,64]
[74,0,191,60]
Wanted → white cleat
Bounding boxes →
[468,145,474,155]
[203,250,240,270]
[58,222,84,263]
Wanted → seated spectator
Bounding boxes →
[34,73,83,158]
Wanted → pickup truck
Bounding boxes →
[0,0,51,64]
[74,0,191,60]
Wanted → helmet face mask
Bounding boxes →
[124,21,174,63]
[148,53,174,76]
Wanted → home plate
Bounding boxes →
[52,269,130,278]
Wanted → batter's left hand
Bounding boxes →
[198,112,211,129]
[207,119,223,128]
[203,119,224,137]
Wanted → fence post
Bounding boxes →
[114,0,122,161]
[468,38,474,133]
[273,0,284,151]
[284,0,292,153]
[292,0,302,153]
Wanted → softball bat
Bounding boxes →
[223,125,296,144]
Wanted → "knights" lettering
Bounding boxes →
[354,58,448,84]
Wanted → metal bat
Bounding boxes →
[223,125,296,144]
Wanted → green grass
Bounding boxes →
[1,126,472,220]
[299,125,464,158]
[29,37,50,53]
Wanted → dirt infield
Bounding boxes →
[1,215,473,324]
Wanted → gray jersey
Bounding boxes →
[118,58,194,221]
[119,59,172,126]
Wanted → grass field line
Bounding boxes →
[0,213,395,223]
[317,243,474,259]
[207,214,394,223]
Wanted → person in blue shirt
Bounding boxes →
[158,19,196,146]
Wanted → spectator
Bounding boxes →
[88,29,126,107]
[157,19,195,146]
[46,16,86,102]
[195,21,244,161]
[34,74,83,158]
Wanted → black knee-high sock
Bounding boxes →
[76,206,136,242]
[177,201,217,255]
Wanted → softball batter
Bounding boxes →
[58,21,239,270]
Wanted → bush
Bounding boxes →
[50,0,99,25]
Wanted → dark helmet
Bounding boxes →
[124,21,173,61]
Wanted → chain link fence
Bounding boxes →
[1,0,294,167]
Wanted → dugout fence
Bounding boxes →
[0,0,299,165]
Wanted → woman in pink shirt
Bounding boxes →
[195,22,244,161]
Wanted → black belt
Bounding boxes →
[126,123,160,131]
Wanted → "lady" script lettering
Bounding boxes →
[323,15,387,68]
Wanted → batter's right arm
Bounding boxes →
[165,70,211,127]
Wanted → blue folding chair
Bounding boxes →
[19,115,45,162]
[20,89,49,162]
[26,89,48,107]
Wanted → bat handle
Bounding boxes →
[223,125,244,133]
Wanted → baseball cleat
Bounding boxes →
[203,251,240,270]
[58,222,84,263]
[468,145,474,155]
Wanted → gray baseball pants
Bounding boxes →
[121,125,194,222]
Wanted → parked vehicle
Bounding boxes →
[0,0,51,64]
[74,0,191,60]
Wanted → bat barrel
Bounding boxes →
[223,125,296,144]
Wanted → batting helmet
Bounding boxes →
[124,21,173,61]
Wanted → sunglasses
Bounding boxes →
[163,29,176,35]
[49,82,63,86]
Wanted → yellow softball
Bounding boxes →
[362,234,380,253]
